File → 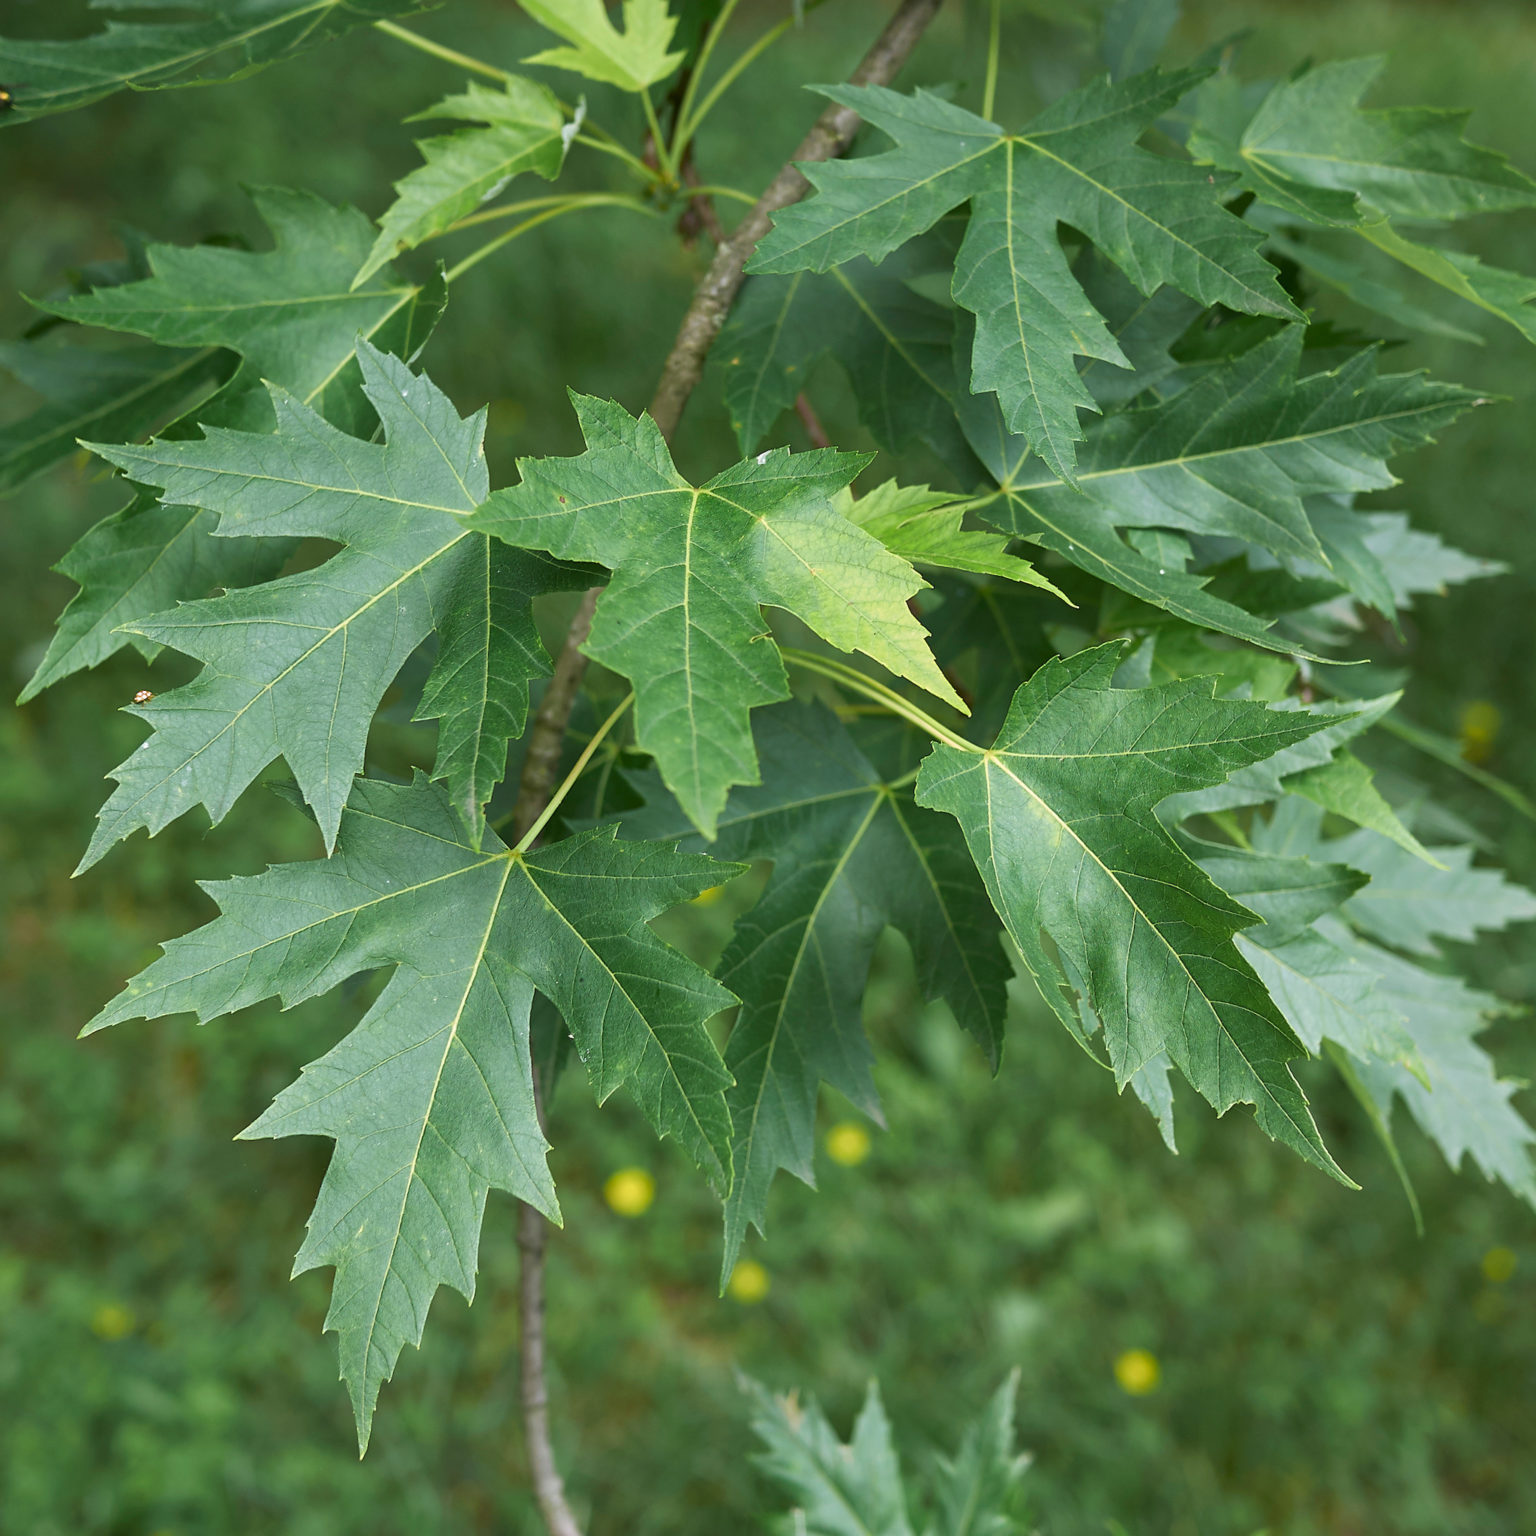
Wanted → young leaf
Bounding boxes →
[617,702,1011,1280]
[834,480,1062,593]
[1285,751,1438,865]
[914,643,1348,1177]
[466,395,963,838]
[0,339,232,496]
[80,342,574,865]
[0,0,431,124]
[750,70,1299,483]
[21,189,447,702]
[355,77,571,288]
[87,774,740,1447]
[746,1376,914,1536]
[520,0,684,92]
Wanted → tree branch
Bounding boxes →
[648,0,944,439]
[508,6,944,1531]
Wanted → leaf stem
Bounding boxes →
[640,89,678,183]
[444,201,656,283]
[781,647,980,754]
[678,183,756,206]
[441,192,654,238]
[574,133,661,181]
[675,0,834,157]
[982,0,1001,121]
[373,20,512,83]
[670,0,742,163]
[513,693,635,854]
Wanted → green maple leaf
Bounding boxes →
[913,642,1349,1176]
[749,68,1299,483]
[1195,835,1419,1071]
[927,1372,1030,1536]
[1191,57,1536,227]
[719,240,979,475]
[1330,829,1536,956]
[0,339,232,496]
[86,773,740,1447]
[834,480,1062,593]
[747,1377,914,1536]
[1240,798,1536,1204]
[0,0,431,124]
[520,0,684,93]
[1333,927,1536,1206]
[80,342,578,865]
[21,189,446,702]
[1353,512,1506,611]
[355,77,572,288]
[965,328,1481,646]
[466,395,963,838]
[617,702,1011,1280]
[746,1373,1029,1536]
[1190,60,1536,344]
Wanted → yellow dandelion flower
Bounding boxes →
[603,1166,656,1217]
[90,1302,136,1341]
[1459,701,1501,765]
[1482,1246,1517,1284]
[825,1120,871,1167]
[727,1259,770,1304]
[1114,1348,1160,1396]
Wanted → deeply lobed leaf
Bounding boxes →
[467,395,963,837]
[88,774,740,1446]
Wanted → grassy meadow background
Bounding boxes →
[2,1,1534,1532]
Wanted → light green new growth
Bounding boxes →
[467,395,964,838]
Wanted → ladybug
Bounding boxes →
[0,85,16,114]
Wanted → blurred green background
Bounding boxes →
[2,2,1534,1533]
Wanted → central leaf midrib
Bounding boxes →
[981,752,1310,1132]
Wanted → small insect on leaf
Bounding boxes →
[0,84,17,113]
[132,690,155,704]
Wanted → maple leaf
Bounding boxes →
[1330,829,1536,957]
[20,189,446,702]
[1190,59,1536,344]
[1194,835,1419,1072]
[1238,798,1536,1204]
[719,239,979,476]
[0,338,232,496]
[86,773,740,1447]
[0,0,431,124]
[964,328,1481,646]
[913,643,1348,1176]
[355,77,572,288]
[617,702,1010,1280]
[80,341,579,864]
[834,480,1062,593]
[747,1377,914,1536]
[520,0,683,93]
[466,395,963,838]
[746,1372,1029,1536]
[1335,929,1536,1206]
[1191,57,1536,228]
[750,68,1299,483]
